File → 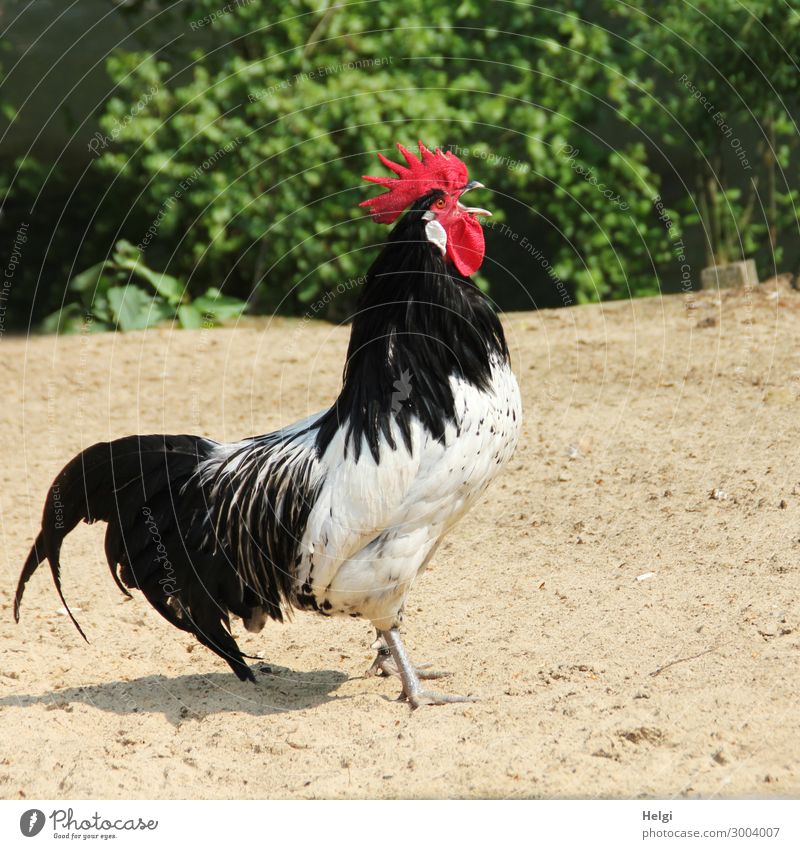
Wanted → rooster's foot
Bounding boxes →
[379,628,476,709]
[399,689,477,708]
[367,644,450,680]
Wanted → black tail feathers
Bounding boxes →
[14,434,259,682]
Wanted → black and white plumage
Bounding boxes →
[15,184,521,707]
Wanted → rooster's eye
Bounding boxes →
[433,198,447,210]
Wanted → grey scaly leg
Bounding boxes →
[366,631,449,680]
[381,628,476,708]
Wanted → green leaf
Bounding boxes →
[107,285,170,331]
[40,303,85,334]
[88,294,112,323]
[69,261,115,294]
[112,239,142,264]
[192,287,247,322]
[177,304,204,329]
[116,259,185,304]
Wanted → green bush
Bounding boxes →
[85,0,672,315]
[3,1,798,332]
[622,0,800,271]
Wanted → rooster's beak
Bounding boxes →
[459,181,491,216]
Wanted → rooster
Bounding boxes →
[15,141,522,708]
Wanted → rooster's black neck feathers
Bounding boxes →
[316,194,508,462]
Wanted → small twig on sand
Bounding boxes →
[649,647,717,677]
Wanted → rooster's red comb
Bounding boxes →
[360,141,470,224]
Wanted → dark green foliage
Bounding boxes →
[1,1,798,332]
[622,0,800,272]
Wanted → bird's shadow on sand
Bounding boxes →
[0,664,350,724]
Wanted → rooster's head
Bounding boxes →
[360,141,491,277]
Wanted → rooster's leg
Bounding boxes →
[367,632,449,680]
[380,628,476,708]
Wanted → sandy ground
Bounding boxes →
[1,285,799,800]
